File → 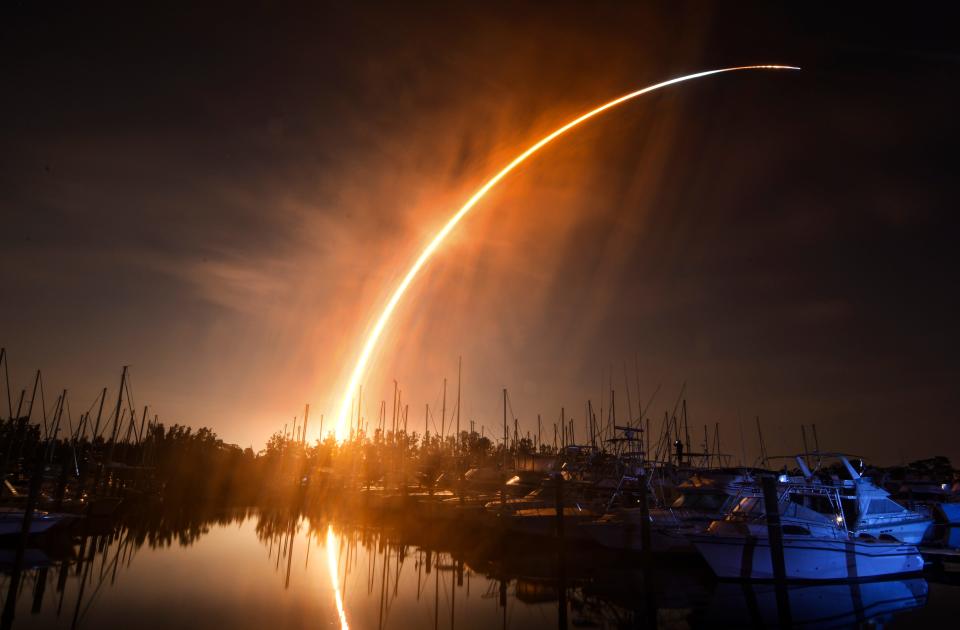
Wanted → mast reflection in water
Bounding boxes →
[0,508,949,629]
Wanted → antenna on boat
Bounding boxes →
[107,366,128,463]
[0,348,12,420]
[502,389,508,470]
[537,414,542,454]
[456,356,461,453]
[713,422,722,467]
[634,354,643,423]
[801,424,811,470]
[738,413,747,468]
[756,416,768,468]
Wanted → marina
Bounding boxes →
[1,357,960,627]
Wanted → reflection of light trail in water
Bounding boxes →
[333,65,799,440]
[326,525,349,630]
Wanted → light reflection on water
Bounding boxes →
[326,526,348,630]
[0,510,954,629]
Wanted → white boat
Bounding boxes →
[892,480,960,527]
[692,479,924,580]
[693,530,923,580]
[580,468,757,553]
[799,454,932,544]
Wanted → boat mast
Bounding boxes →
[441,378,446,442]
[107,366,127,462]
[455,356,461,453]
[392,380,398,440]
[502,388,507,472]
[0,348,11,420]
[756,416,768,468]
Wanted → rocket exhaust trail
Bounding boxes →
[333,65,798,440]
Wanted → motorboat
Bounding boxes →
[580,468,758,553]
[483,475,616,517]
[890,479,960,526]
[805,454,932,544]
[692,472,924,580]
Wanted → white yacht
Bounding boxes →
[692,460,925,580]
[802,454,932,544]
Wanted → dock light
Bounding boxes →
[778,474,789,483]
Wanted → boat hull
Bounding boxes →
[691,535,923,580]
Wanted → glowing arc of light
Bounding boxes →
[333,64,799,440]
[325,525,349,630]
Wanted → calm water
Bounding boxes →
[2,510,957,629]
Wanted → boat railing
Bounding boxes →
[723,482,850,533]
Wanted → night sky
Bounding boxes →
[2,3,957,463]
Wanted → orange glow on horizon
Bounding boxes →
[332,65,799,441]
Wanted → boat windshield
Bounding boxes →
[787,492,835,516]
